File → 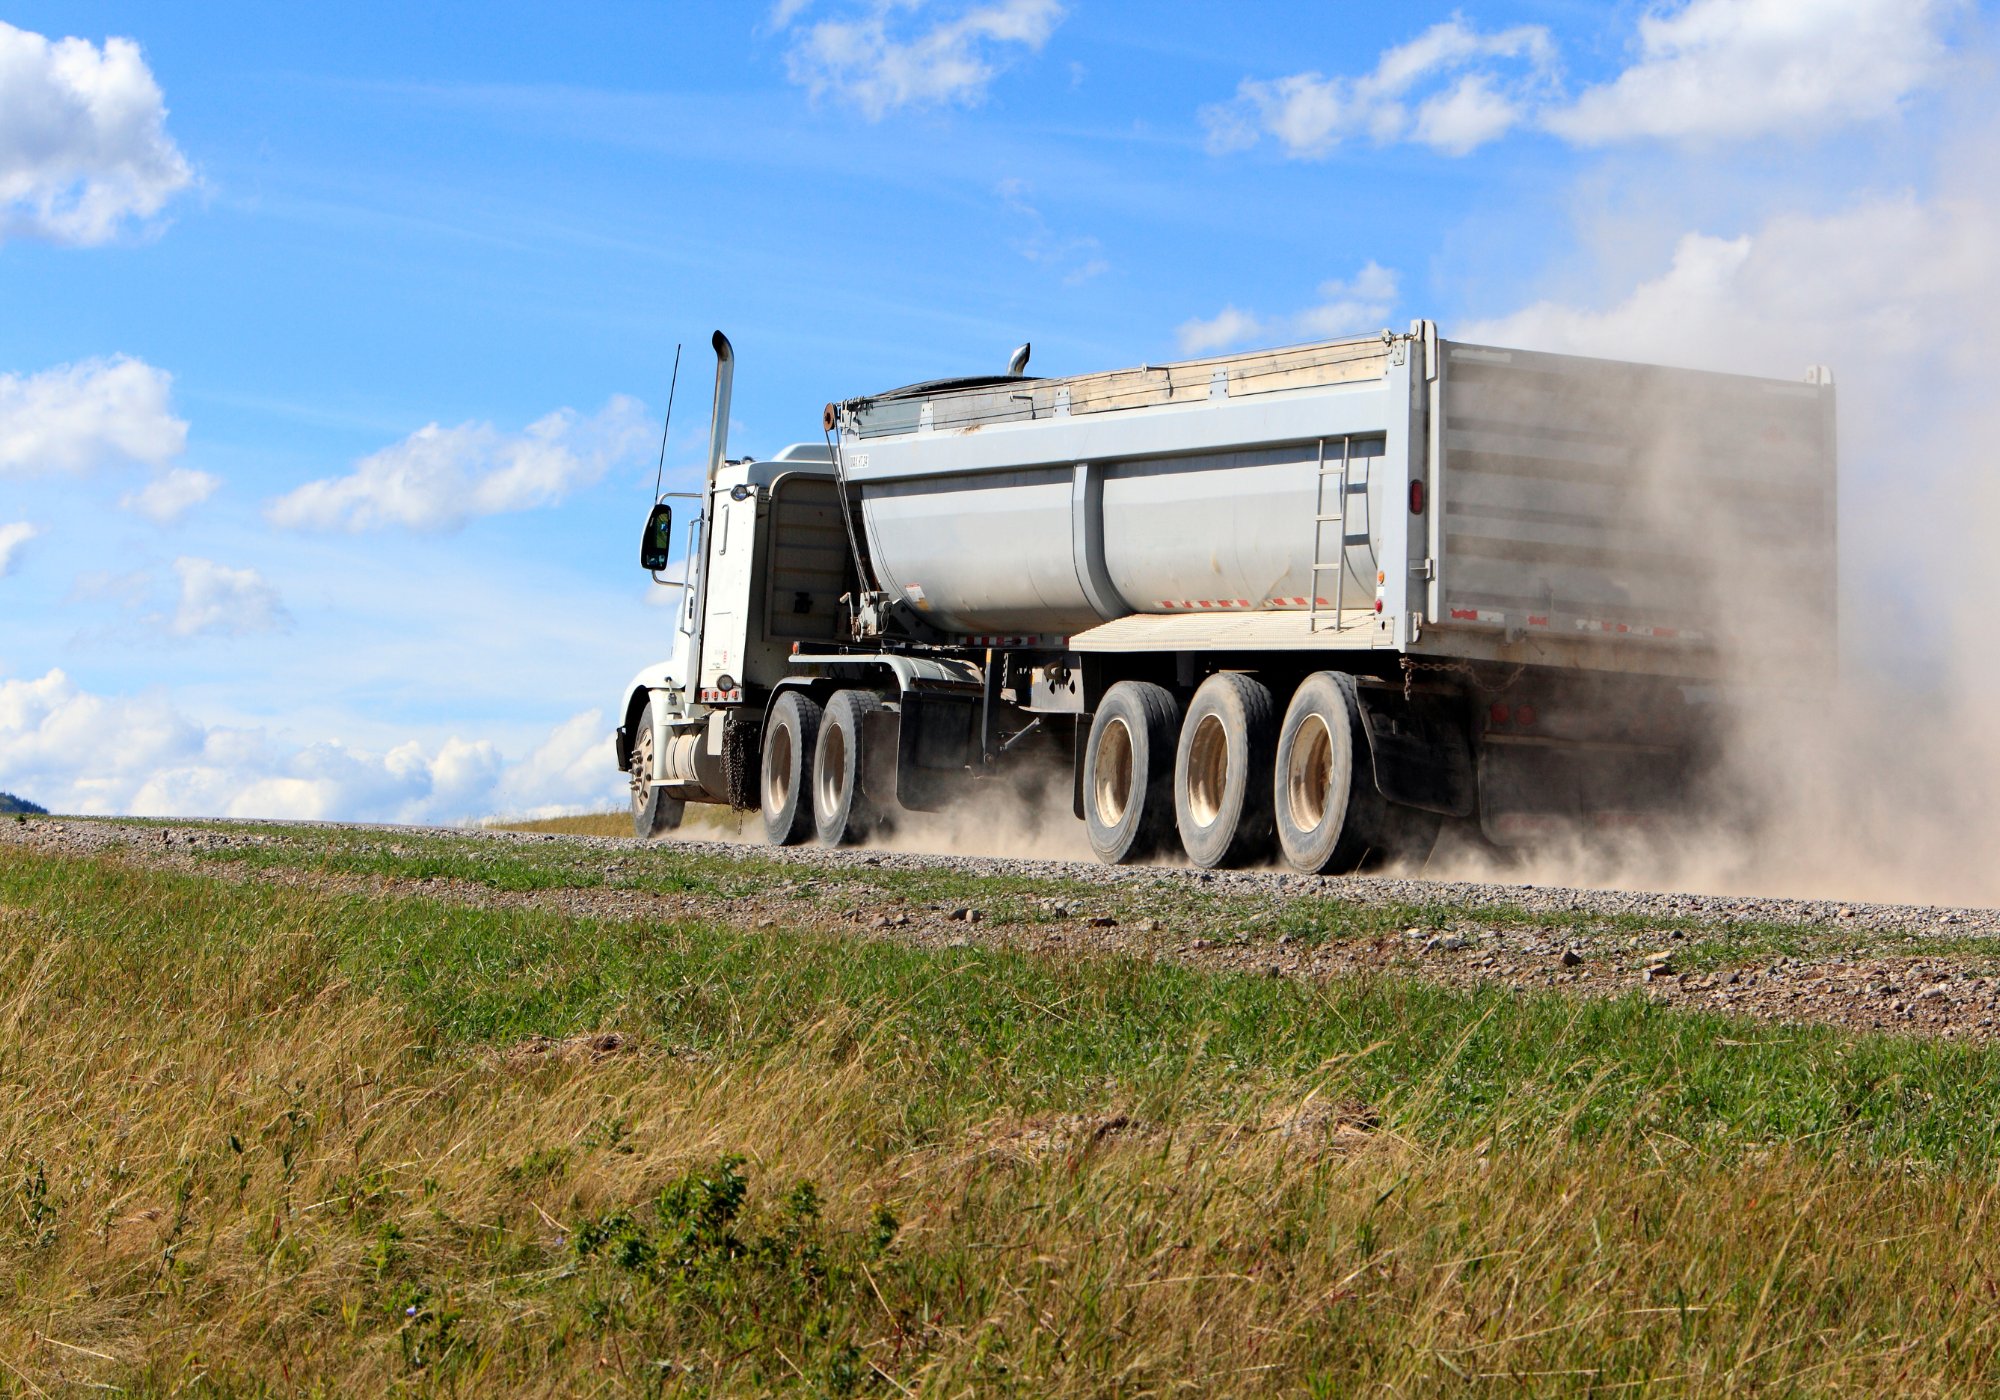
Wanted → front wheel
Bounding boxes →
[629,704,686,839]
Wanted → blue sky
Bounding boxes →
[1,0,1993,820]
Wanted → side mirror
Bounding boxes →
[639,502,673,572]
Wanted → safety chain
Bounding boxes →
[1400,657,1528,702]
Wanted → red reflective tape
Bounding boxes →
[1527,615,1549,627]
[1450,608,1480,621]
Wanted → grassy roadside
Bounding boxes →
[148,815,2000,975]
[494,809,754,840]
[5,841,2000,1392]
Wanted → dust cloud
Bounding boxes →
[1432,82,2000,908]
[684,84,2000,907]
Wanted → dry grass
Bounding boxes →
[5,844,2000,1394]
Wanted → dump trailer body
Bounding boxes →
[833,325,1836,682]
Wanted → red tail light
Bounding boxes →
[1489,702,1511,727]
[1515,703,1538,728]
[1409,480,1426,514]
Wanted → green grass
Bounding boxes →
[8,846,2000,1170]
[9,840,2000,1391]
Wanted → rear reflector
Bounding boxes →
[1409,480,1425,514]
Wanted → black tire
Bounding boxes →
[629,702,686,840]
[1174,672,1277,869]
[1273,672,1387,875]
[761,691,823,846]
[1083,681,1181,864]
[813,689,886,846]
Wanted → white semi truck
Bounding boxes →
[616,325,1835,871]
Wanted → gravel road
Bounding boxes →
[13,815,2000,1044]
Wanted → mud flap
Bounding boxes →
[895,692,978,812]
[1477,739,1687,846]
[1354,691,1475,818]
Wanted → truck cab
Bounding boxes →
[616,437,861,834]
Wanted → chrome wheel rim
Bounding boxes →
[629,725,655,814]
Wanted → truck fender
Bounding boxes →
[614,687,653,771]
[1353,688,1475,818]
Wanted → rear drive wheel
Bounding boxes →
[1273,672,1386,875]
[629,703,685,839]
[1083,681,1181,864]
[761,691,823,846]
[1174,673,1277,868]
[813,689,887,846]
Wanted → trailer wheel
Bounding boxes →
[629,703,686,839]
[1273,672,1390,875]
[1084,681,1180,864]
[1174,673,1277,869]
[813,689,886,846]
[761,691,823,846]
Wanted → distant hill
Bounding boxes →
[0,792,47,816]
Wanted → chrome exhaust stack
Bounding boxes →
[688,330,734,699]
[705,330,734,490]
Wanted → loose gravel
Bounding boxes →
[13,815,2000,1044]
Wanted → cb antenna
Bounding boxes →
[651,343,682,502]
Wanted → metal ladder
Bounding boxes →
[1307,436,1363,634]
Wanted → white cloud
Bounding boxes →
[781,0,1065,119]
[0,21,194,245]
[1545,0,1960,146]
[1209,0,1961,160]
[1459,192,1997,379]
[1176,306,1265,357]
[0,355,186,476]
[169,557,290,638]
[491,709,620,819]
[118,465,219,522]
[68,556,292,639]
[1202,18,1556,158]
[0,666,618,822]
[0,521,40,577]
[1177,262,1399,355]
[266,395,650,532]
